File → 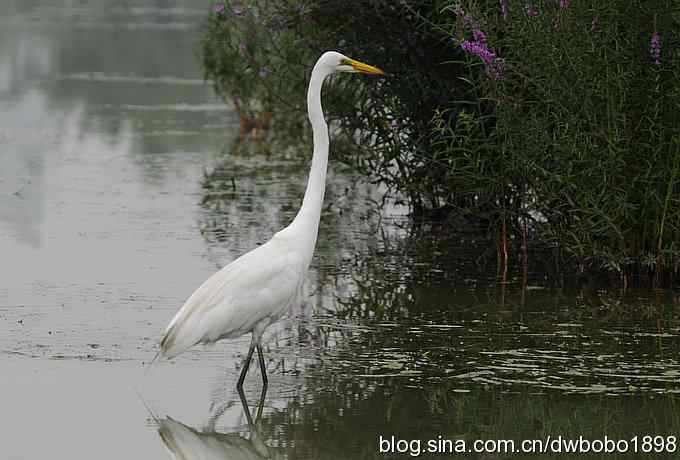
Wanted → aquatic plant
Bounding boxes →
[457,9,504,81]
[432,0,680,285]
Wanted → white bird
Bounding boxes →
[159,51,384,387]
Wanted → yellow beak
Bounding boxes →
[344,58,385,76]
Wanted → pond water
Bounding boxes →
[1,2,680,459]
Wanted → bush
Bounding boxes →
[202,0,475,209]
[444,0,680,281]
[202,0,680,284]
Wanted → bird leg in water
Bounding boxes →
[237,344,255,389]
[256,345,268,388]
[237,384,255,427]
[237,380,268,429]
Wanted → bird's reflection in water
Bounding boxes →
[158,386,281,460]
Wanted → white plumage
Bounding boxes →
[161,240,304,359]
[158,416,282,460]
[159,51,384,387]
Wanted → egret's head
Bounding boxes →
[317,51,385,76]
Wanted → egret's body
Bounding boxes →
[159,51,384,387]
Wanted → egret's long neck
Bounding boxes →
[290,68,330,255]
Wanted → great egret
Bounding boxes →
[159,51,384,387]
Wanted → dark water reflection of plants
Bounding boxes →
[162,384,680,459]
[195,144,680,459]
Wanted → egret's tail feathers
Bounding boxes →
[159,327,178,359]
[159,321,199,360]
[159,332,171,356]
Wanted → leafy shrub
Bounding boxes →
[202,0,475,211]
[202,0,680,283]
[449,0,680,280]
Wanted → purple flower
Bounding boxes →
[559,0,569,9]
[525,5,538,17]
[473,27,487,43]
[455,8,503,80]
[212,3,225,14]
[487,58,505,81]
[650,32,661,65]
[259,67,269,78]
[461,40,504,80]
[590,15,599,32]
[461,40,495,65]
[500,0,508,20]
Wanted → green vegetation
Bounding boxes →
[202,0,680,285]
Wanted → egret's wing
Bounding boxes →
[161,239,304,358]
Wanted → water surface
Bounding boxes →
[1,2,680,459]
